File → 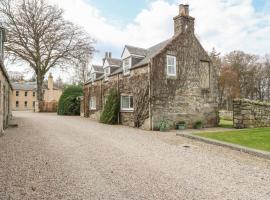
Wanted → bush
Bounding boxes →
[158,118,170,132]
[100,89,120,124]
[57,85,83,116]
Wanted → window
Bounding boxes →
[25,91,28,97]
[89,97,96,110]
[16,101,19,108]
[123,58,131,75]
[166,55,176,76]
[104,67,110,81]
[200,61,210,89]
[121,95,134,111]
[16,91,19,96]
[24,101,28,108]
[33,92,36,97]
[33,101,35,108]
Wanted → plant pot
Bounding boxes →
[176,124,186,130]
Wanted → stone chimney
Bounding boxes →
[103,52,112,64]
[173,4,194,35]
[48,73,53,90]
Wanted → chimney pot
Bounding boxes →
[179,4,189,16]
[108,52,112,58]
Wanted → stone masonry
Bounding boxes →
[233,99,270,128]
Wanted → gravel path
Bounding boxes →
[0,112,270,200]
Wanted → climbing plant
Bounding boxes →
[100,89,120,124]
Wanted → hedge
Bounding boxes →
[57,85,83,116]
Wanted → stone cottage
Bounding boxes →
[83,4,218,130]
[0,26,13,133]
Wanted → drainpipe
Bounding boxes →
[149,59,153,131]
[117,73,120,124]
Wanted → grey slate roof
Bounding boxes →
[12,82,37,91]
[125,45,147,57]
[86,36,174,84]
[132,39,171,68]
[92,65,104,73]
[12,81,60,91]
[107,58,121,66]
[109,67,123,76]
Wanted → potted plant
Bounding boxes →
[193,120,203,129]
[159,118,170,132]
[176,121,186,130]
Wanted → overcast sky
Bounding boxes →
[8,0,270,81]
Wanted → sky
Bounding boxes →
[7,0,270,81]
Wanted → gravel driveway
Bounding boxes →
[0,112,270,200]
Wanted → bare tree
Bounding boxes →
[72,50,92,84]
[0,0,94,109]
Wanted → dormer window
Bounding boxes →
[104,67,110,81]
[123,58,131,75]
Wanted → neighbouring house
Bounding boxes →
[12,73,62,112]
[0,26,13,133]
[83,4,218,130]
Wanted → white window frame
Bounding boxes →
[121,95,134,112]
[104,67,110,81]
[89,97,96,110]
[166,55,177,76]
[123,57,131,75]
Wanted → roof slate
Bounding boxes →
[107,58,121,66]
[125,45,147,57]
[132,39,171,68]
[92,65,104,73]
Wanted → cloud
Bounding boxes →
[50,0,270,59]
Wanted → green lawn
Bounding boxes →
[196,128,270,152]
[219,119,233,128]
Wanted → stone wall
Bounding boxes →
[151,32,218,129]
[0,61,13,133]
[233,99,270,128]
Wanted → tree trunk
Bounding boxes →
[36,73,44,112]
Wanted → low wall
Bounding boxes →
[233,99,270,128]
[39,101,58,112]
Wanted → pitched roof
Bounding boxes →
[125,45,148,57]
[12,82,37,91]
[92,65,104,73]
[12,81,60,91]
[132,39,171,68]
[106,58,121,66]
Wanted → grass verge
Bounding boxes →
[196,128,270,152]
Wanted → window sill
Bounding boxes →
[120,109,134,113]
[166,75,177,79]
[90,108,97,111]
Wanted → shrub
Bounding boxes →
[100,89,120,124]
[158,118,170,131]
[57,85,83,116]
